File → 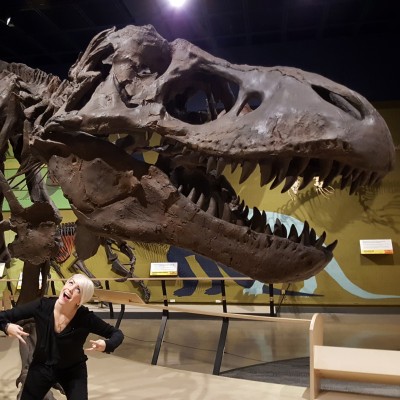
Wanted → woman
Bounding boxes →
[0,274,124,400]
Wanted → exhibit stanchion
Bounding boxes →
[213,279,229,375]
[151,279,169,365]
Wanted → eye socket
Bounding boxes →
[164,72,239,125]
[311,85,363,120]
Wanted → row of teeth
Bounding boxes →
[177,183,337,252]
[112,136,339,252]
[157,141,382,195]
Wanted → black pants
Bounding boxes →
[20,361,88,400]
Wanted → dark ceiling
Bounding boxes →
[1,0,399,101]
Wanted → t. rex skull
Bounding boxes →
[31,24,395,283]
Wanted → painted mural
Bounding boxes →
[1,105,400,306]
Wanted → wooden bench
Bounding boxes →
[309,313,400,399]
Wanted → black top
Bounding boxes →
[0,297,124,368]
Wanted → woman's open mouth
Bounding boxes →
[63,291,71,300]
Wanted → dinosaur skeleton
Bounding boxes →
[0,24,395,400]
[50,222,150,302]
[0,23,395,288]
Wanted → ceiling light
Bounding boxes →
[169,0,187,8]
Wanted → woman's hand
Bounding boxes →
[5,323,29,345]
[85,339,106,352]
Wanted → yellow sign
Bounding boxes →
[150,262,178,276]
[359,239,393,255]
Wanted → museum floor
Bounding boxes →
[1,306,400,400]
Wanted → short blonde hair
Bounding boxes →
[70,274,94,306]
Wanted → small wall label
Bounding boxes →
[150,262,178,276]
[359,239,393,254]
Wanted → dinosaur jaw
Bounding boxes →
[41,137,336,283]
[157,163,335,282]
[163,195,334,283]
[68,161,335,283]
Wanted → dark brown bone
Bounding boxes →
[1,24,395,283]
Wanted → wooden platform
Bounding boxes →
[310,313,400,399]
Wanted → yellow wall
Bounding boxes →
[1,102,399,306]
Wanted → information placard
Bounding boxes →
[359,239,393,255]
[150,262,178,276]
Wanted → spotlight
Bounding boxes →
[169,0,187,8]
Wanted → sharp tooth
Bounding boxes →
[242,205,249,220]
[207,156,217,173]
[273,219,284,237]
[207,197,218,216]
[231,161,239,173]
[314,231,326,249]
[222,203,232,221]
[239,161,257,184]
[349,175,363,195]
[341,165,353,178]
[216,158,226,177]
[309,228,317,245]
[323,161,344,187]
[368,172,380,186]
[187,187,198,202]
[351,169,362,182]
[273,219,287,237]
[326,240,338,252]
[259,161,275,187]
[281,175,299,193]
[340,174,352,189]
[358,171,370,187]
[264,224,273,235]
[288,224,299,242]
[299,221,310,245]
[270,158,290,189]
[359,171,371,187]
[290,157,310,176]
[250,207,263,232]
[197,193,207,209]
[261,211,267,227]
[318,159,333,181]
[299,172,314,190]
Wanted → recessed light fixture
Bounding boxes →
[169,0,187,8]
